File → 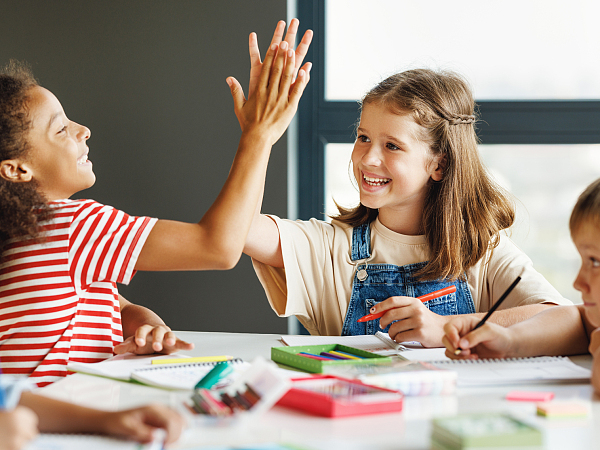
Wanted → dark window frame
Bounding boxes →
[295,0,600,221]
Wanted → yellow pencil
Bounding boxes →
[151,355,234,365]
[329,350,361,360]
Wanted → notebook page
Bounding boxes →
[430,356,591,386]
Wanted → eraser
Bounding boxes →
[506,390,554,402]
[536,400,590,418]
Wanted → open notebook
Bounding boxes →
[429,356,591,386]
[280,334,591,386]
[67,354,250,390]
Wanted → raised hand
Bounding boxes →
[248,18,313,99]
[227,35,311,146]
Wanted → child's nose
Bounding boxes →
[573,271,588,293]
[362,145,382,166]
[78,124,91,140]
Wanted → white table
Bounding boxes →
[37,331,600,449]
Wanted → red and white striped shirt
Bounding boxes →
[0,199,157,386]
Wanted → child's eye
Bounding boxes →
[357,134,370,143]
[57,126,67,134]
[386,142,400,150]
[592,257,600,268]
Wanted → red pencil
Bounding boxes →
[356,285,457,322]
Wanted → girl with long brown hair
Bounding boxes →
[245,68,571,346]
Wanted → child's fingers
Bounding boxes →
[113,337,136,354]
[226,77,246,114]
[278,47,296,97]
[294,29,313,72]
[151,327,168,352]
[288,62,312,105]
[283,18,299,45]
[249,32,261,66]
[256,42,279,93]
[268,20,286,49]
[172,339,195,352]
[139,405,186,445]
[247,32,262,98]
[457,323,507,357]
[134,324,154,347]
[265,41,288,103]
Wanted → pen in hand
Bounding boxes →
[454,275,522,355]
[357,285,457,323]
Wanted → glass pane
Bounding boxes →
[325,143,359,220]
[480,144,600,303]
[326,0,600,101]
[325,142,600,302]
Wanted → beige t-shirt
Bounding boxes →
[252,216,573,336]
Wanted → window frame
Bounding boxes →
[295,0,600,221]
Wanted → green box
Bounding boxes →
[271,344,392,373]
[431,413,543,449]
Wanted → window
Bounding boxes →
[296,0,600,303]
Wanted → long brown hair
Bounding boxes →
[0,60,51,254]
[334,69,515,281]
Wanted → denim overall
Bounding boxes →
[341,222,476,336]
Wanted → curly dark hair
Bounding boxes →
[0,60,52,253]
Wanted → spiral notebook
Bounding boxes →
[428,356,591,386]
[131,358,250,390]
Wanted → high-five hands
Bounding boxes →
[247,19,313,98]
[227,20,312,146]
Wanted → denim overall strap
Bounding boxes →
[351,223,371,261]
[342,224,476,336]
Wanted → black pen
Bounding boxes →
[454,276,522,355]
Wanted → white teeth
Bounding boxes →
[364,175,390,186]
[77,155,88,164]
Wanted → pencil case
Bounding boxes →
[271,344,392,373]
[277,374,403,418]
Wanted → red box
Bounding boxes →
[277,375,403,418]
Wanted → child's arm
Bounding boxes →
[135,24,311,273]
[0,406,38,450]
[242,21,313,269]
[441,304,590,359]
[18,392,184,445]
[114,294,193,355]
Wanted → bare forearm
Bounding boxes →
[197,132,273,264]
[483,303,557,327]
[20,392,107,434]
[504,305,589,357]
[137,132,272,272]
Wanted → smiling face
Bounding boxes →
[572,220,600,327]
[351,102,443,234]
[21,86,94,200]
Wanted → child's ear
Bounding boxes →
[0,160,33,183]
[431,154,447,182]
